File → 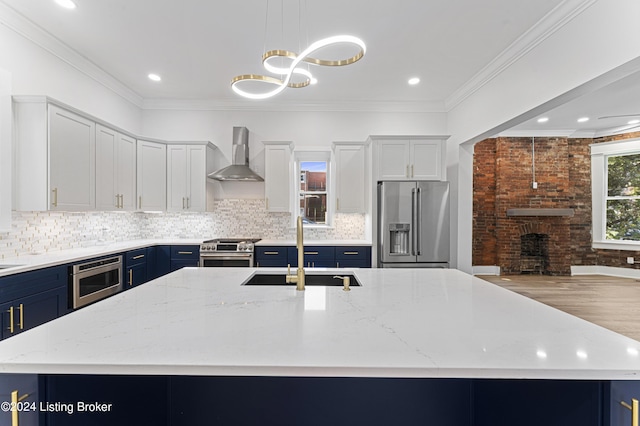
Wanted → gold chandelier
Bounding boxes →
[231,2,366,100]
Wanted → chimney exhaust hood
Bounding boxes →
[208,127,264,181]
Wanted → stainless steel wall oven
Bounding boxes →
[71,255,123,309]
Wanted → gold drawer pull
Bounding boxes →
[129,269,133,286]
[178,251,193,255]
[132,254,145,260]
[18,304,23,330]
[621,398,639,426]
[343,251,359,255]
[7,306,14,334]
[264,251,279,255]
[11,390,30,426]
[304,251,319,255]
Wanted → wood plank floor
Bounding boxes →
[479,274,640,342]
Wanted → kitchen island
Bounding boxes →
[1,267,639,425]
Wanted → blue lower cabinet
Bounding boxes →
[287,246,335,268]
[42,375,168,426]
[153,245,171,278]
[124,248,148,289]
[0,266,68,341]
[335,246,371,268]
[255,246,288,267]
[170,245,200,271]
[21,375,632,425]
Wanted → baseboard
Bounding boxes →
[571,265,640,279]
[473,266,501,276]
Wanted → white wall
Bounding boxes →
[0,20,142,133]
[142,108,447,199]
[448,0,640,272]
[0,68,11,232]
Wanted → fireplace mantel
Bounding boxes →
[506,208,575,217]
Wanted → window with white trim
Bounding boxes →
[294,151,331,227]
[591,138,640,248]
[605,152,640,240]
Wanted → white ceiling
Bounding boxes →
[3,0,639,136]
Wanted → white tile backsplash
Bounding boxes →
[0,199,366,259]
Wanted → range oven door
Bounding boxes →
[200,253,254,267]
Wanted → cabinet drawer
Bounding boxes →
[255,247,288,267]
[0,266,68,304]
[335,246,371,261]
[125,248,147,265]
[170,245,200,260]
[288,246,335,267]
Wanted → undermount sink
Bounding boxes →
[242,273,361,287]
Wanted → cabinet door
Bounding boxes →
[0,374,40,426]
[1,287,67,340]
[607,381,640,426]
[264,143,292,212]
[187,145,207,212]
[49,105,96,210]
[125,264,147,289]
[255,246,289,267]
[377,140,410,180]
[137,140,166,211]
[166,145,187,212]
[335,144,366,213]
[117,134,137,210]
[411,140,442,180]
[95,124,118,210]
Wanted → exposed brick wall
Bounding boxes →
[472,139,497,265]
[473,133,640,274]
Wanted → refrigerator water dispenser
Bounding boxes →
[389,223,410,254]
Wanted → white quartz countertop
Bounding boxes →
[1,267,639,380]
[0,239,202,277]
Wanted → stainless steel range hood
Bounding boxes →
[208,127,264,181]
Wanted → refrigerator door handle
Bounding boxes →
[411,188,417,256]
[416,187,422,256]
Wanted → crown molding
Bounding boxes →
[0,2,144,108]
[141,98,446,113]
[444,0,598,111]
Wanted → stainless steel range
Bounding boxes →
[199,238,261,267]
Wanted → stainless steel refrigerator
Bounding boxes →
[377,181,450,268]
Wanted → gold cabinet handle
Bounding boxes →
[7,306,14,334]
[11,389,30,426]
[120,194,124,208]
[182,197,186,209]
[304,251,319,255]
[265,198,269,210]
[187,197,190,209]
[264,251,279,255]
[411,164,414,177]
[178,251,193,255]
[133,254,145,260]
[129,269,133,286]
[18,304,23,330]
[337,198,340,210]
[343,251,359,255]
[621,398,639,426]
[138,196,142,209]
[406,165,409,178]
[51,188,58,207]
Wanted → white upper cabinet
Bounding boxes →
[96,124,136,211]
[166,143,215,212]
[375,138,445,181]
[333,142,368,213]
[263,142,292,212]
[137,140,166,211]
[49,105,96,210]
[14,98,97,211]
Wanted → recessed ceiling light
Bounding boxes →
[628,119,640,125]
[577,117,590,123]
[537,117,549,123]
[408,77,420,85]
[148,73,162,82]
[54,0,76,9]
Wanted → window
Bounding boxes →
[294,151,331,226]
[591,138,640,249]
[606,153,640,240]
